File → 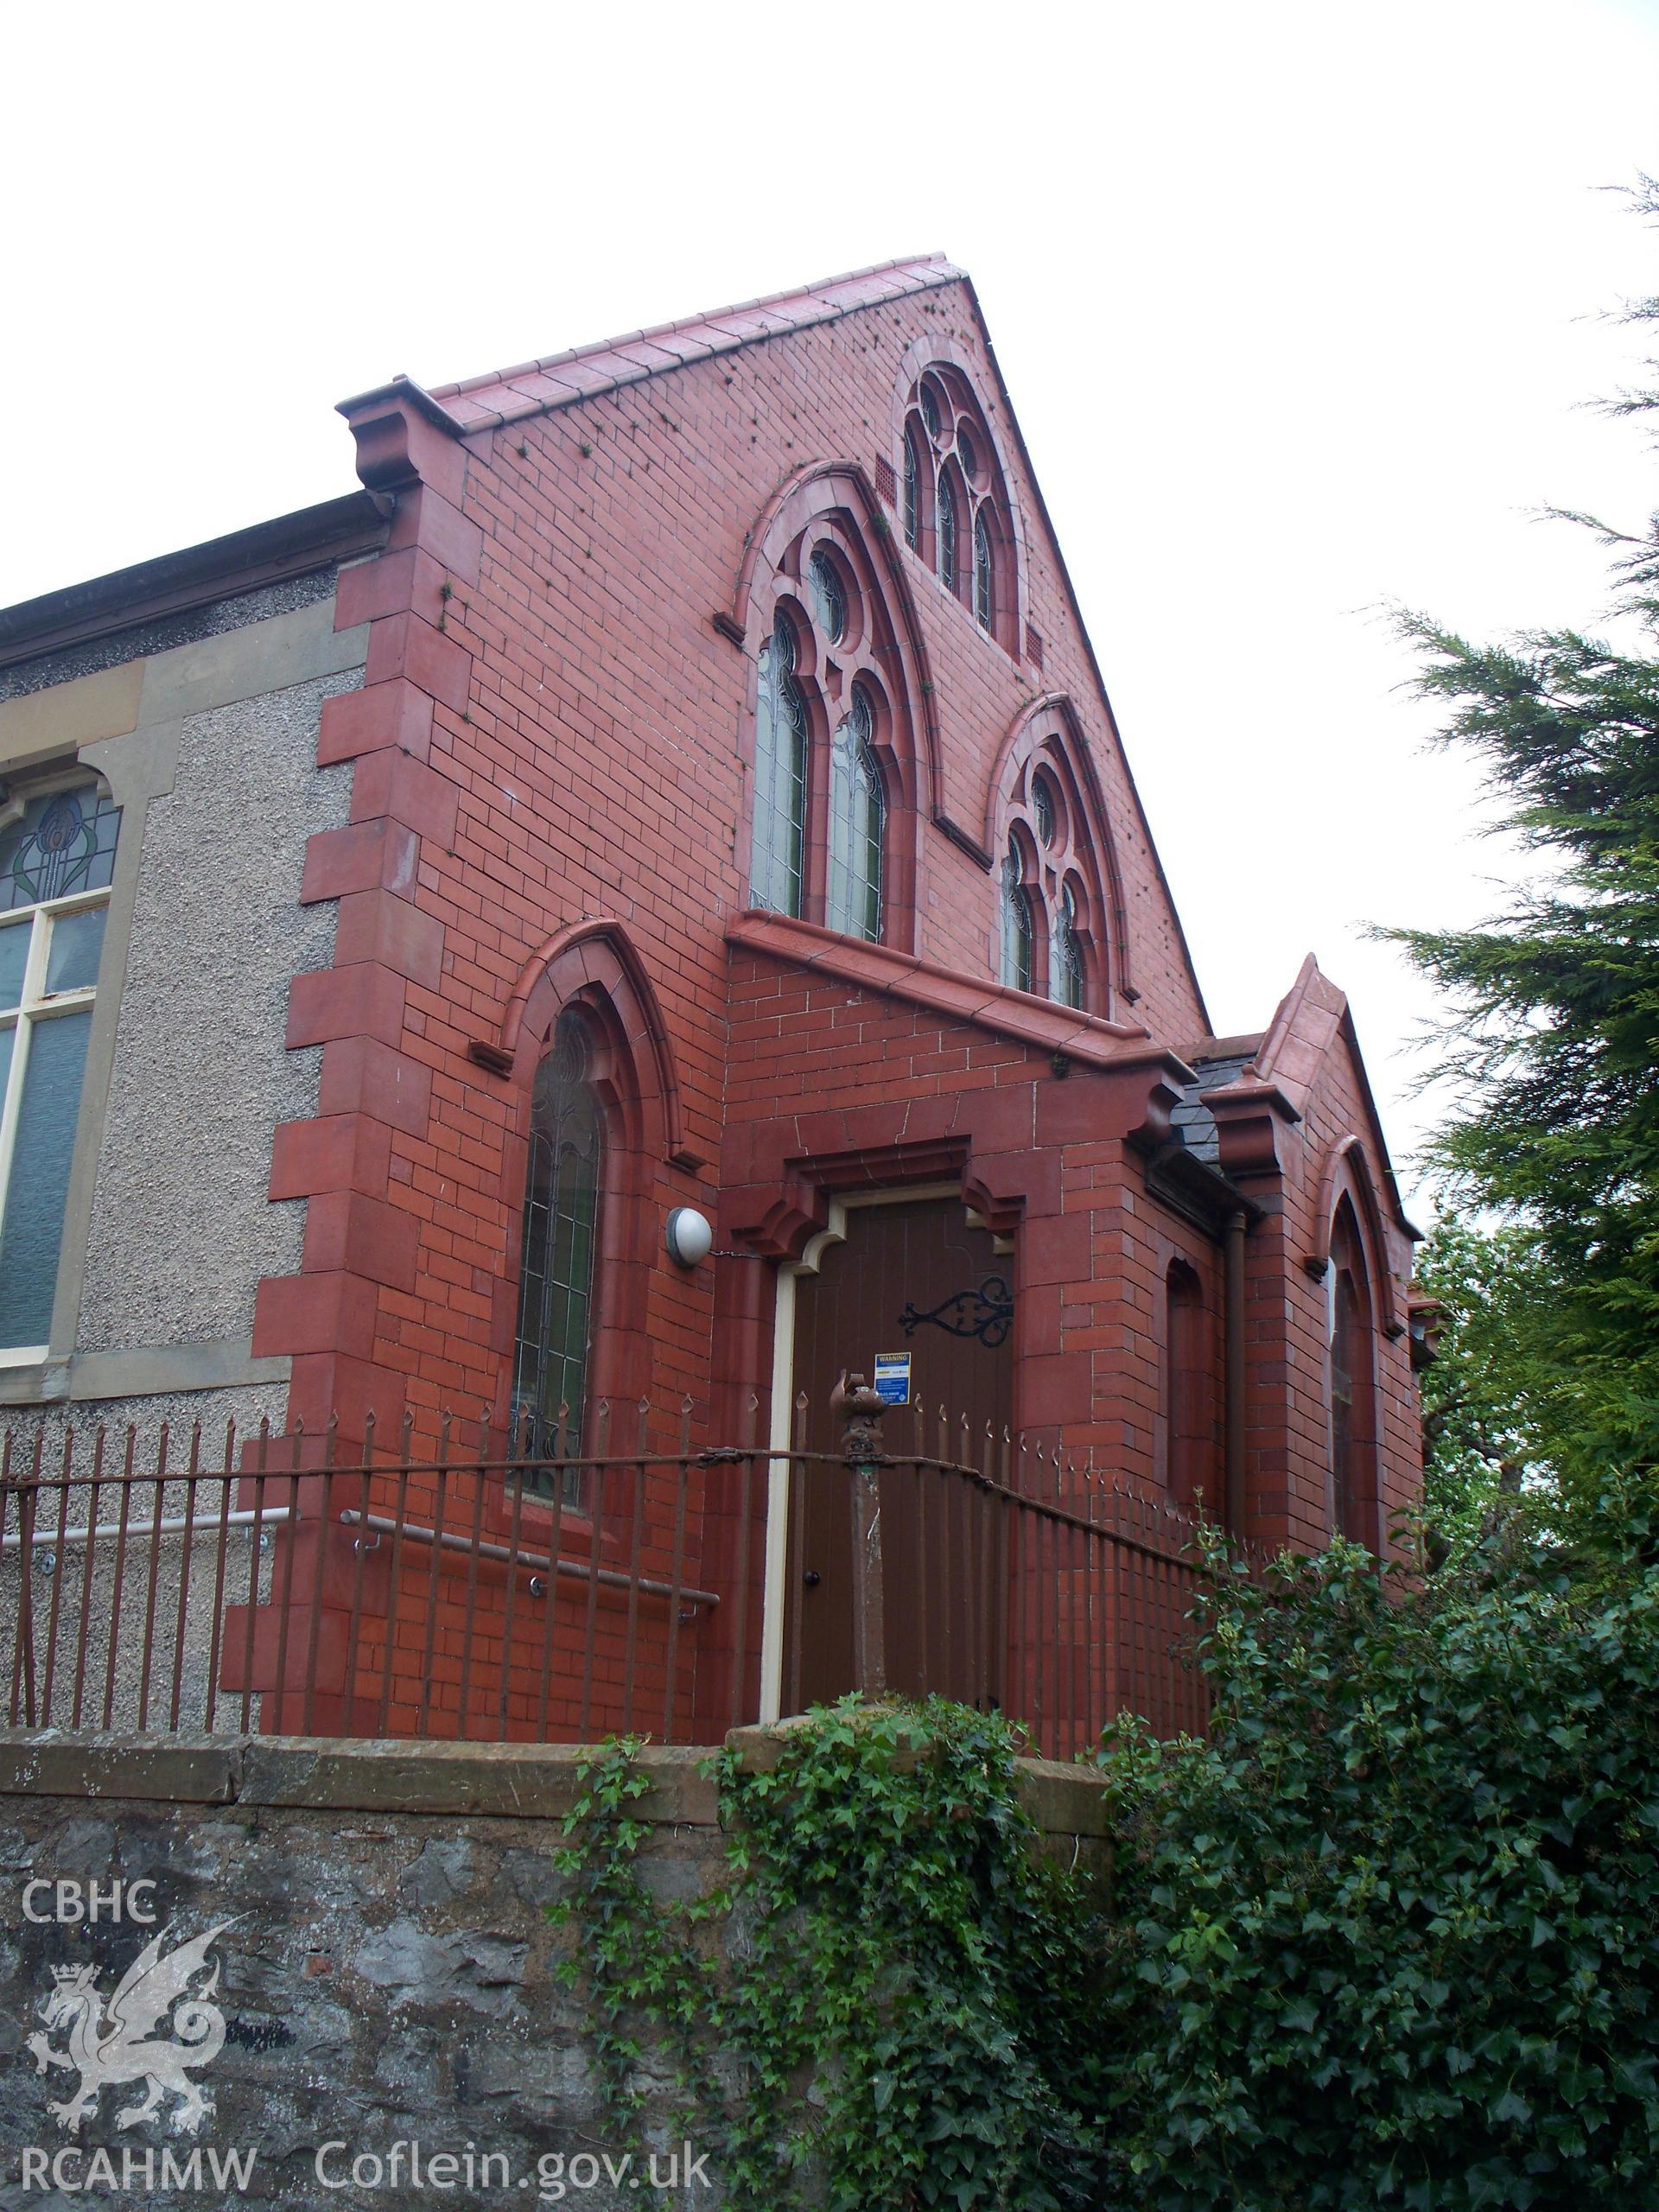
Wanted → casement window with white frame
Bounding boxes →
[0,780,120,1358]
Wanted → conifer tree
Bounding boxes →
[1388,178,1659,1495]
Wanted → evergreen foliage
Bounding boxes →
[550,1698,1114,2209]
[1094,1524,1659,2209]
[1382,179,1659,1496]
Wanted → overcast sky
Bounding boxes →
[6,0,1656,1211]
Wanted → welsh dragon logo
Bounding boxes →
[27,1921,233,2134]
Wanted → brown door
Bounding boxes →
[785,1194,1014,1712]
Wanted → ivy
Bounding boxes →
[550,1696,1113,2209]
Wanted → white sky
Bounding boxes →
[6,0,1656,1212]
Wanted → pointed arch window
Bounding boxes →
[826,683,884,942]
[750,614,808,917]
[999,843,1033,992]
[1328,1203,1379,1549]
[1049,881,1084,1009]
[902,428,923,552]
[898,366,1015,652]
[974,508,994,631]
[512,1006,603,1475]
[937,471,958,594]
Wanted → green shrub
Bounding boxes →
[1094,1525,1659,2210]
[552,1697,1115,2209]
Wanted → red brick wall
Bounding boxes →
[243,279,1419,1732]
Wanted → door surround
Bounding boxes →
[758,1179,969,1722]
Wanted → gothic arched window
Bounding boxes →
[512,1006,603,1468]
[902,427,923,552]
[1329,1201,1379,1549]
[826,683,884,942]
[974,507,994,631]
[899,366,1014,650]
[999,842,1033,992]
[937,470,958,594]
[1050,881,1084,1009]
[750,613,808,916]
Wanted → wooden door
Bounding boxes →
[784,1195,1014,1712]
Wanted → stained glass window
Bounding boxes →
[974,508,994,631]
[919,382,943,441]
[938,473,958,594]
[808,551,847,645]
[750,616,808,916]
[0,786,120,913]
[826,683,884,942]
[0,781,121,1352]
[1033,775,1055,848]
[957,426,977,480]
[1050,882,1084,1009]
[1000,847,1033,993]
[902,428,922,551]
[512,1007,603,1485]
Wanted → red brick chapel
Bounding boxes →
[0,257,1424,1744]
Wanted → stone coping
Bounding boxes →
[0,1728,1111,1841]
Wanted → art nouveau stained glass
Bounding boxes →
[0,781,121,1351]
[937,471,958,594]
[1000,847,1033,992]
[808,551,847,645]
[1050,881,1084,1009]
[0,787,120,913]
[974,508,994,631]
[749,617,807,916]
[902,429,922,550]
[826,683,884,942]
[511,1007,603,1480]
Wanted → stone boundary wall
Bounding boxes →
[0,1734,1109,2209]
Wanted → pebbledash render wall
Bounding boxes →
[0,562,374,1442]
[0,1729,1110,2204]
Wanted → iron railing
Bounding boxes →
[0,1395,1213,1760]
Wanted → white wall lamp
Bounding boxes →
[664,1206,714,1268]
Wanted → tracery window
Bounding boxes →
[899,367,1012,646]
[750,529,898,944]
[0,782,120,1353]
[826,683,884,942]
[512,1006,603,1484]
[995,757,1092,1007]
[750,614,808,917]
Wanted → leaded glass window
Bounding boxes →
[0,784,121,1352]
[974,508,994,631]
[1050,882,1084,1009]
[1033,776,1056,849]
[902,429,922,551]
[999,847,1033,993]
[750,616,808,916]
[808,551,847,645]
[957,426,977,480]
[826,683,884,942]
[938,472,958,594]
[512,1007,603,1486]
[920,381,943,440]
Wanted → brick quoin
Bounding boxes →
[240,258,1421,1738]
